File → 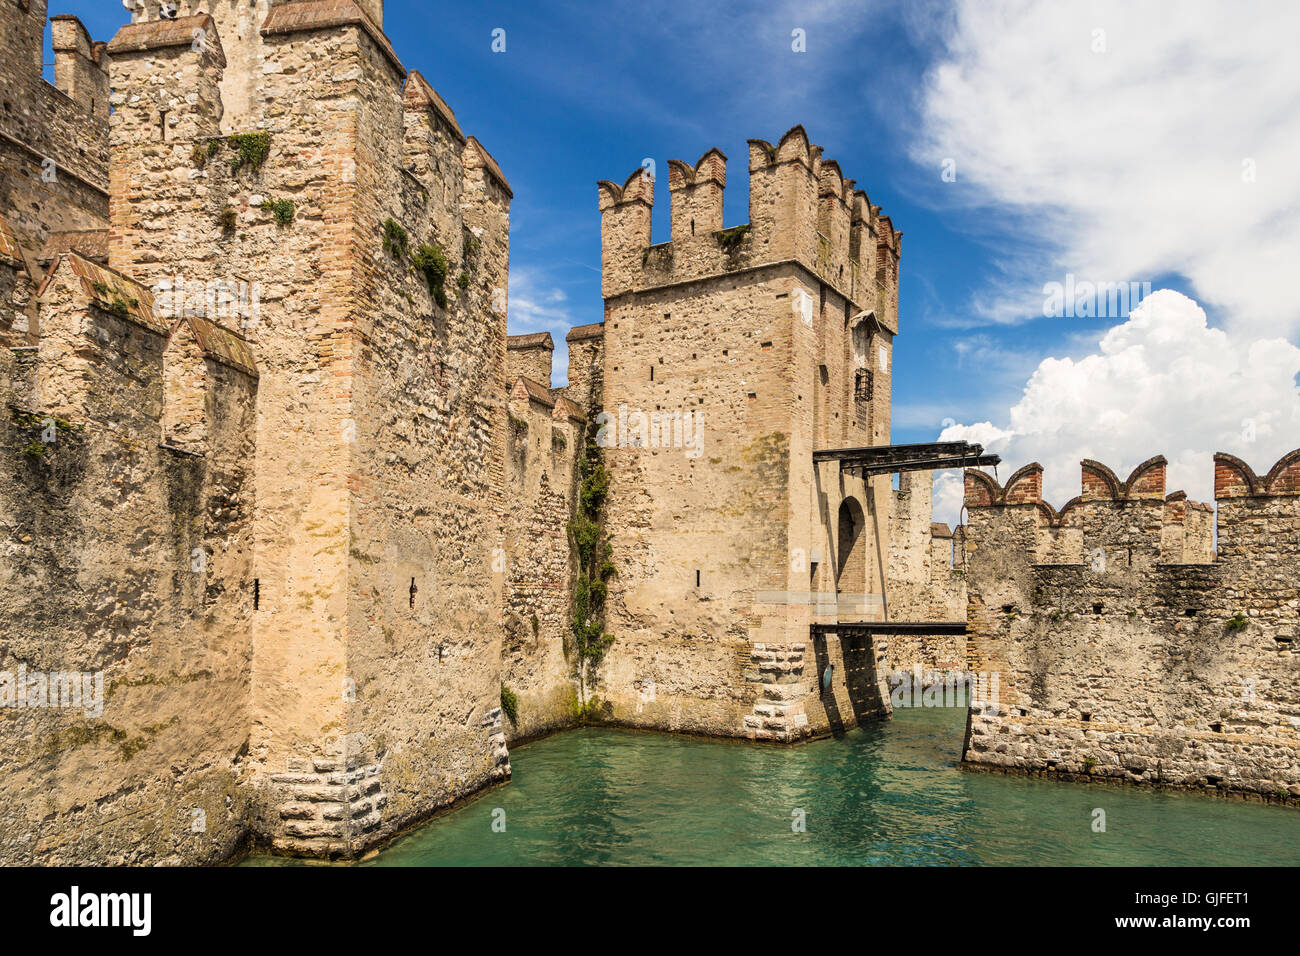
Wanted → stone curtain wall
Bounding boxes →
[884,470,967,670]
[594,127,901,740]
[0,3,108,253]
[0,253,257,864]
[502,377,586,741]
[962,452,1300,803]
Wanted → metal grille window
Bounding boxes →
[854,368,873,403]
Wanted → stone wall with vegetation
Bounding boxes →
[501,373,587,741]
[0,251,257,865]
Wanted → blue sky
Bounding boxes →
[50,1,1300,520]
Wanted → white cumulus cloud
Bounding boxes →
[933,290,1300,527]
[915,0,1300,336]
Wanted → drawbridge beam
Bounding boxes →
[811,621,967,637]
[812,440,999,477]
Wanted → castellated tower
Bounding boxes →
[590,126,903,741]
[104,0,513,858]
[0,0,521,863]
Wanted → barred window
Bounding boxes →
[854,368,873,403]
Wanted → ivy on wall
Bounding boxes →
[568,439,616,708]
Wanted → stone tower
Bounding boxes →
[124,0,384,133]
[0,0,517,862]
[588,126,903,740]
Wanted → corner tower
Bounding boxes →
[109,0,512,858]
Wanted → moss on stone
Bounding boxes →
[260,198,295,226]
[716,224,750,253]
[500,683,519,725]
[412,242,449,305]
[382,218,409,259]
[227,131,271,173]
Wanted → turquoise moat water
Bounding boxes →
[245,705,1300,866]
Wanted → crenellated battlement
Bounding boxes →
[0,0,524,865]
[1214,448,1300,497]
[0,2,109,255]
[965,448,1300,569]
[17,243,257,443]
[962,449,1300,800]
[598,125,900,329]
[126,0,385,28]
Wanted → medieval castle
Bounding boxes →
[0,0,1293,865]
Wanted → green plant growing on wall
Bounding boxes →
[21,440,44,459]
[564,688,606,724]
[217,207,238,232]
[260,198,295,225]
[500,683,518,726]
[90,282,139,319]
[568,440,616,705]
[508,412,528,438]
[412,242,449,308]
[382,218,408,259]
[462,230,480,267]
[456,271,470,291]
[1225,612,1248,633]
[1083,755,1098,773]
[13,409,80,438]
[716,224,750,253]
[192,139,222,168]
[227,131,271,173]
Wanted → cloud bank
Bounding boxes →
[934,290,1300,527]
[915,0,1300,336]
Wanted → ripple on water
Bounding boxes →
[243,706,1300,867]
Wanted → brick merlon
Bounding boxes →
[464,136,512,199]
[50,15,94,56]
[565,322,604,343]
[107,14,227,68]
[261,0,405,78]
[507,332,553,350]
